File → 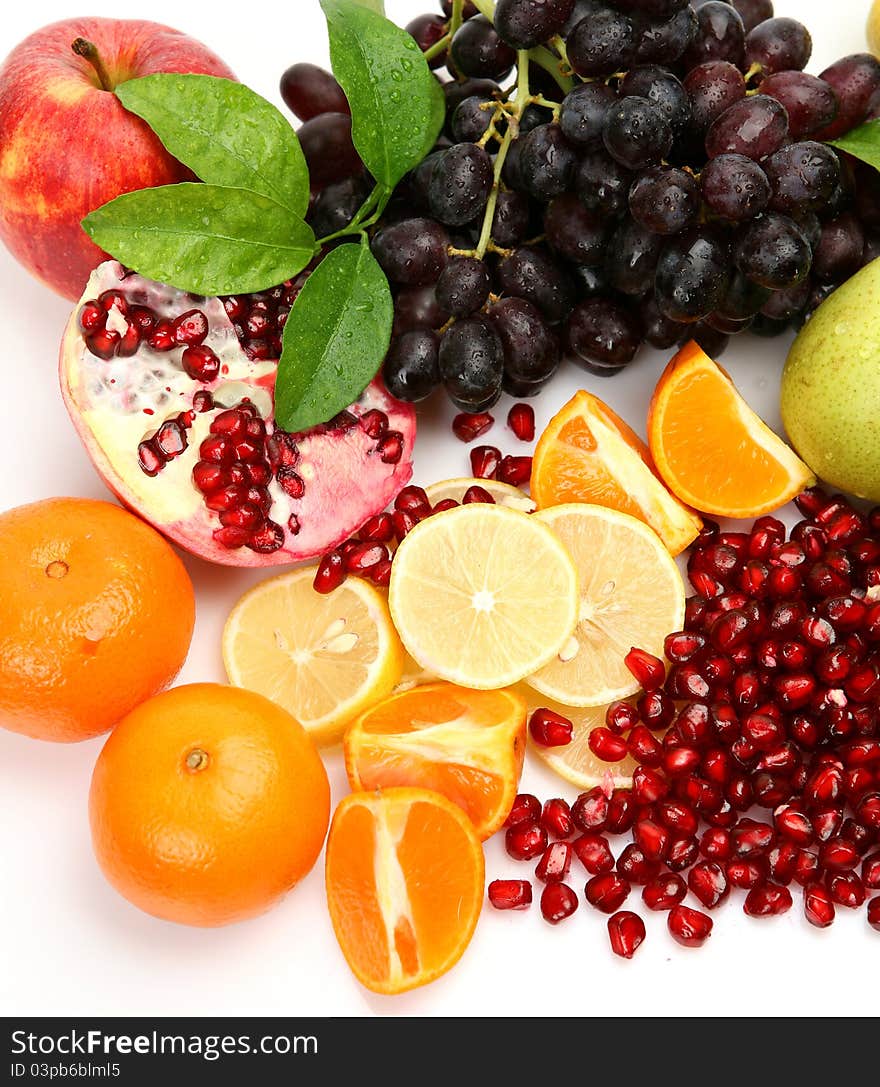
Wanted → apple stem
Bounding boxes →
[71,38,114,92]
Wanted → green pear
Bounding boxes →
[781,258,880,501]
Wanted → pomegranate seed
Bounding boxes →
[462,485,495,504]
[212,525,250,549]
[488,879,532,910]
[805,764,844,807]
[633,819,670,862]
[248,520,284,554]
[827,872,866,909]
[727,859,766,889]
[863,852,880,889]
[391,509,418,542]
[732,819,775,858]
[155,419,187,458]
[359,512,394,543]
[666,835,700,871]
[137,439,164,476]
[192,390,214,413]
[205,485,248,512]
[507,403,535,442]
[588,727,628,763]
[625,647,666,691]
[744,882,793,917]
[774,805,814,845]
[642,873,687,911]
[628,724,663,766]
[606,789,638,834]
[867,897,880,930]
[377,431,404,464]
[344,541,388,575]
[359,409,388,438]
[452,411,494,442]
[607,910,646,959]
[181,344,220,382]
[813,807,844,841]
[505,793,541,828]
[87,327,121,359]
[585,872,631,913]
[211,409,249,438]
[433,498,459,513]
[496,455,532,486]
[767,841,800,884]
[794,849,820,886]
[637,690,675,730]
[368,560,392,587]
[803,883,836,928]
[632,766,669,805]
[535,841,573,883]
[668,904,713,947]
[529,708,573,748]
[819,839,860,872]
[540,882,578,924]
[314,551,345,594]
[617,843,661,885]
[470,445,501,479]
[573,833,615,875]
[277,467,306,499]
[700,827,732,861]
[173,308,208,346]
[571,789,609,833]
[606,700,640,735]
[505,822,548,861]
[394,485,430,515]
[540,798,574,839]
[79,299,106,332]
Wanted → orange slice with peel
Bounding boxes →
[344,682,526,840]
[530,390,702,556]
[325,787,484,995]
[648,341,816,518]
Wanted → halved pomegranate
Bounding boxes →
[60,262,415,566]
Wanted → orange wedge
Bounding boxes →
[325,787,484,995]
[344,683,526,840]
[530,390,702,556]
[648,341,816,518]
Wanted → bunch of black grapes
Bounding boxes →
[281,1,880,413]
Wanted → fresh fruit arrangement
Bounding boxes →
[3,0,880,1008]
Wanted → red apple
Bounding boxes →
[0,18,236,301]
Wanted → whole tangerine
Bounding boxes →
[89,683,331,927]
[0,497,195,742]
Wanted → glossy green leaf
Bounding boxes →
[116,75,310,217]
[321,0,445,190]
[275,241,393,431]
[82,183,315,295]
[828,119,880,173]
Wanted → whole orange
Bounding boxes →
[0,497,195,742]
[89,683,331,927]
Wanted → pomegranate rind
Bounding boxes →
[60,262,416,566]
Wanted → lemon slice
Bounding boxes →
[223,566,405,745]
[516,684,637,790]
[424,477,536,512]
[388,504,579,689]
[527,504,685,707]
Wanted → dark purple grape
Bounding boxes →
[567,6,637,77]
[759,280,810,322]
[298,113,363,186]
[544,194,608,266]
[519,103,554,134]
[682,2,745,70]
[615,0,689,15]
[575,150,633,216]
[751,313,790,336]
[682,321,730,358]
[503,372,553,397]
[643,297,685,349]
[566,297,643,375]
[856,163,880,232]
[815,54,880,141]
[812,214,865,285]
[684,61,746,134]
[392,286,449,336]
[488,297,561,382]
[729,0,774,35]
[443,78,501,127]
[495,0,576,50]
[716,270,771,320]
[735,213,812,289]
[705,95,788,161]
[435,257,491,317]
[442,0,478,15]
[605,218,663,296]
[372,218,450,286]
[824,154,856,217]
[501,138,527,192]
[570,264,608,297]
[703,311,750,335]
[406,14,448,69]
[560,82,617,147]
[655,226,731,323]
[410,150,446,209]
[309,175,371,238]
[629,165,700,235]
[744,17,811,76]
[518,124,578,200]
[620,66,691,136]
[280,63,349,121]
[862,234,880,268]
[792,212,821,252]
[760,72,839,139]
[451,96,495,143]
[867,85,880,121]
[382,330,440,402]
[497,246,577,324]
[491,189,531,248]
[603,97,673,170]
[450,15,517,81]
[635,6,699,65]
[438,316,504,411]
[763,142,840,216]
[427,144,493,226]
[701,154,770,221]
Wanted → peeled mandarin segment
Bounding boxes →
[527,504,685,708]
[222,566,404,745]
[648,341,816,519]
[388,504,579,689]
[344,683,527,839]
[530,390,701,557]
[424,477,536,512]
[515,685,638,790]
[325,788,485,995]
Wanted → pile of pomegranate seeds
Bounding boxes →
[491,488,880,957]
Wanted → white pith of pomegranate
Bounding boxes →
[60,261,416,566]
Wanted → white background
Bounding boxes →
[0,0,875,1018]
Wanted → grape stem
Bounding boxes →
[315,184,390,248]
[528,45,575,93]
[471,0,495,19]
[423,32,452,62]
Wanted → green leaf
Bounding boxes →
[82,183,315,295]
[828,119,880,172]
[320,0,445,191]
[351,0,384,11]
[274,241,393,431]
[116,75,310,217]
